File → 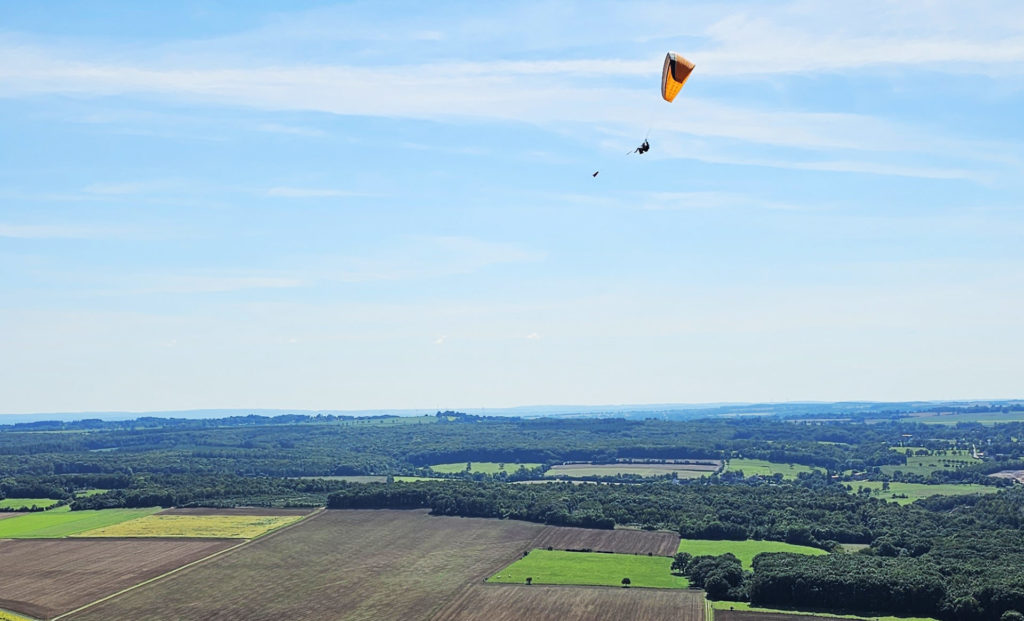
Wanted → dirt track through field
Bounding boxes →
[531,526,679,556]
[66,509,546,621]
[430,584,705,621]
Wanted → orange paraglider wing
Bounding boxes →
[661,52,694,103]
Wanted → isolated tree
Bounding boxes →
[525,577,532,585]
[621,577,631,587]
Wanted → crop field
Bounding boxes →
[431,584,706,621]
[66,509,547,621]
[846,481,997,505]
[722,459,822,479]
[430,462,543,474]
[157,507,316,517]
[879,450,980,476]
[544,464,711,478]
[712,602,936,621]
[677,539,828,569]
[0,507,160,538]
[0,498,60,510]
[0,538,236,619]
[73,513,304,538]
[531,525,679,556]
[488,549,688,588]
[0,609,32,621]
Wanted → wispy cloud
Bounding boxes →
[265,187,371,198]
[0,222,131,239]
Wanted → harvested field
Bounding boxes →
[0,538,236,619]
[990,469,1024,483]
[66,509,547,621]
[158,507,315,516]
[532,525,678,556]
[431,584,705,621]
[74,514,303,538]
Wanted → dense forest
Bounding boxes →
[2,407,1024,619]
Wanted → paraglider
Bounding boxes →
[593,51,692,176]
[661,51,694,103]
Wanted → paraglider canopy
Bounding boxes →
[661,52,694,103]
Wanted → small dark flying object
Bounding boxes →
[593,171,599,177]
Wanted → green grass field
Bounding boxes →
[0,507,161,538]
[879,450,981,476]
[711,601,938,621]
[74,488,110,498]
[429,462,543,474]
[677,538,828,569]
[488,549,688,588]
[543,464,710,479]
[848,481,998,505]
[901,412,1024,426]
[723,459,823,480]
[0,498,60,510]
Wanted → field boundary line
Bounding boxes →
[51,507,325,620]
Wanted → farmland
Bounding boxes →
[487,549,688,588]
[879,450,980,476]
[722,459,823,479]
[531,525,679,556]
[0,538,236,619]
[711,602,937,621]
[544,463,713,479]
[677,539,828,569]
[66,509,547,621]
[846,481,998,505]
[432,584,706,621]
[0,498,59,510]
[0,508,160,538]
[430,462,543,474]
[73,513,304,538]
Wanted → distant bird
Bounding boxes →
[592,171,599,177]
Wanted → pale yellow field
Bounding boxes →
[73,514,303,539]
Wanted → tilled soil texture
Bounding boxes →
[531,525,679,556]
[0,538,237,619]
[430,584,705,621]
[66,509,547,621]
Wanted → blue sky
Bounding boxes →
[2,1,1023,414]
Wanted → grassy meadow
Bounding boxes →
[429,462,543,474]
[723,459,823,479]
[0,498,60,510]
[879,450,981,476]
[488,549,688,588]
[677,538,828,569]
[848,481,998,505]
[0,507,161,538]
[543,464,711,478]
[74,513,304,538]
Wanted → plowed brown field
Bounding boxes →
[66,509,547,621]
[0,538,236,619]
[430,584,704,621]
[531,525,679,556]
